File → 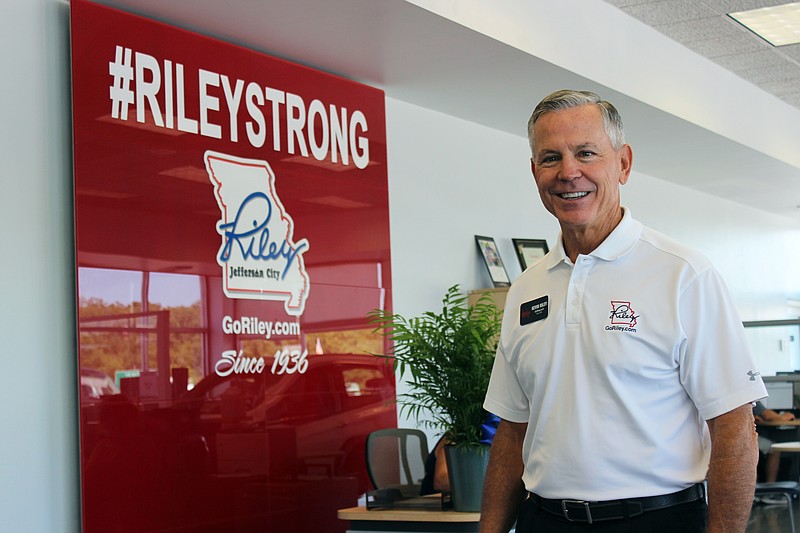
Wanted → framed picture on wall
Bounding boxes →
[512,238,549,270]
[475,235,510,287]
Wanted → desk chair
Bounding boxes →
[366,428,429,498]
[754,481,800,533]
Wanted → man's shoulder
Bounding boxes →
[507,253,557,298]
[636,225,713,275]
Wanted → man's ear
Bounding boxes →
[530,158,537,178]
[618,144,633,185]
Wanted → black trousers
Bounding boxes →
[516,497,708,532]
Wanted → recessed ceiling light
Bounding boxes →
[729,2,800,47]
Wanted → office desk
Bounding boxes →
[769,441,800,481]
[338,506,480,532]
[756,420,800,444]
[771,441,800,453]
[757,420,800,427]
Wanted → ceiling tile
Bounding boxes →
[759,77,800,96]
[783,93,800,106]
[686,33,765,56]
[623,1,718,26]
[713,0,796,12]
[712,48,791,70]
[604,0,666,7]
[736,62,800,83]
[777,43,800,62]
[655,16,746,42]
[601,0,800,113]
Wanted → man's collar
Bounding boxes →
[546,207,642,268]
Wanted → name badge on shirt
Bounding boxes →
[520,296,548,326]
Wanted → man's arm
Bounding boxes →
[706,403,759,533]
[432,439,450,492]
[479,419,527,533]
[761,408,795,422]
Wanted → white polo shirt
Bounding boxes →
[484,209,766,500]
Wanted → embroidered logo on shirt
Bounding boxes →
[747,370,761,381]
[605,300,639,333]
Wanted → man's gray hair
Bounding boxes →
[527,89,625,154]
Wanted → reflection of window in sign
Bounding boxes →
[312,328,384,356]
[77,267,206,390]
[138,372,159,399]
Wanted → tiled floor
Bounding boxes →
[748,498,798,532]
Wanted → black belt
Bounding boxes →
[530,483,705,524]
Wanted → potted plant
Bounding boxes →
[368,284,503,511]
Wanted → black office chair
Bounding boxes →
[754,481,800,533]
[365,428,429,498]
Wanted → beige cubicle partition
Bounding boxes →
[468,288,508,311]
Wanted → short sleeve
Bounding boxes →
[678,268,767,419]
[484,343,530,423]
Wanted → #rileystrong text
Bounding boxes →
[108,45,371,168]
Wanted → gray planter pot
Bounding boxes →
[444,444,490,512]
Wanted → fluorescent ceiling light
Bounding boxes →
[729,2,800,47]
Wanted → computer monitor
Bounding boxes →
[764,381,794,410]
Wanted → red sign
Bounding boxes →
[71,1,395,531]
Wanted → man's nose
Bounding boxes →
[558,155,581,180]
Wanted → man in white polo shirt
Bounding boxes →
[480,90,766,533]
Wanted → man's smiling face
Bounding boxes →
[531,104,632,240]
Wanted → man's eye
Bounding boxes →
[578,151,595,158]
[541,155,559,164]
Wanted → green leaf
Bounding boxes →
[367,284,503,448]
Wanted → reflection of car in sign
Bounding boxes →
[80,367,120,401]
[177,353,396,494]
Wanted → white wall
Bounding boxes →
[386,98,556,316]
[624,170,800,321]
[0,0,80,532]
[3,1,800,531]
